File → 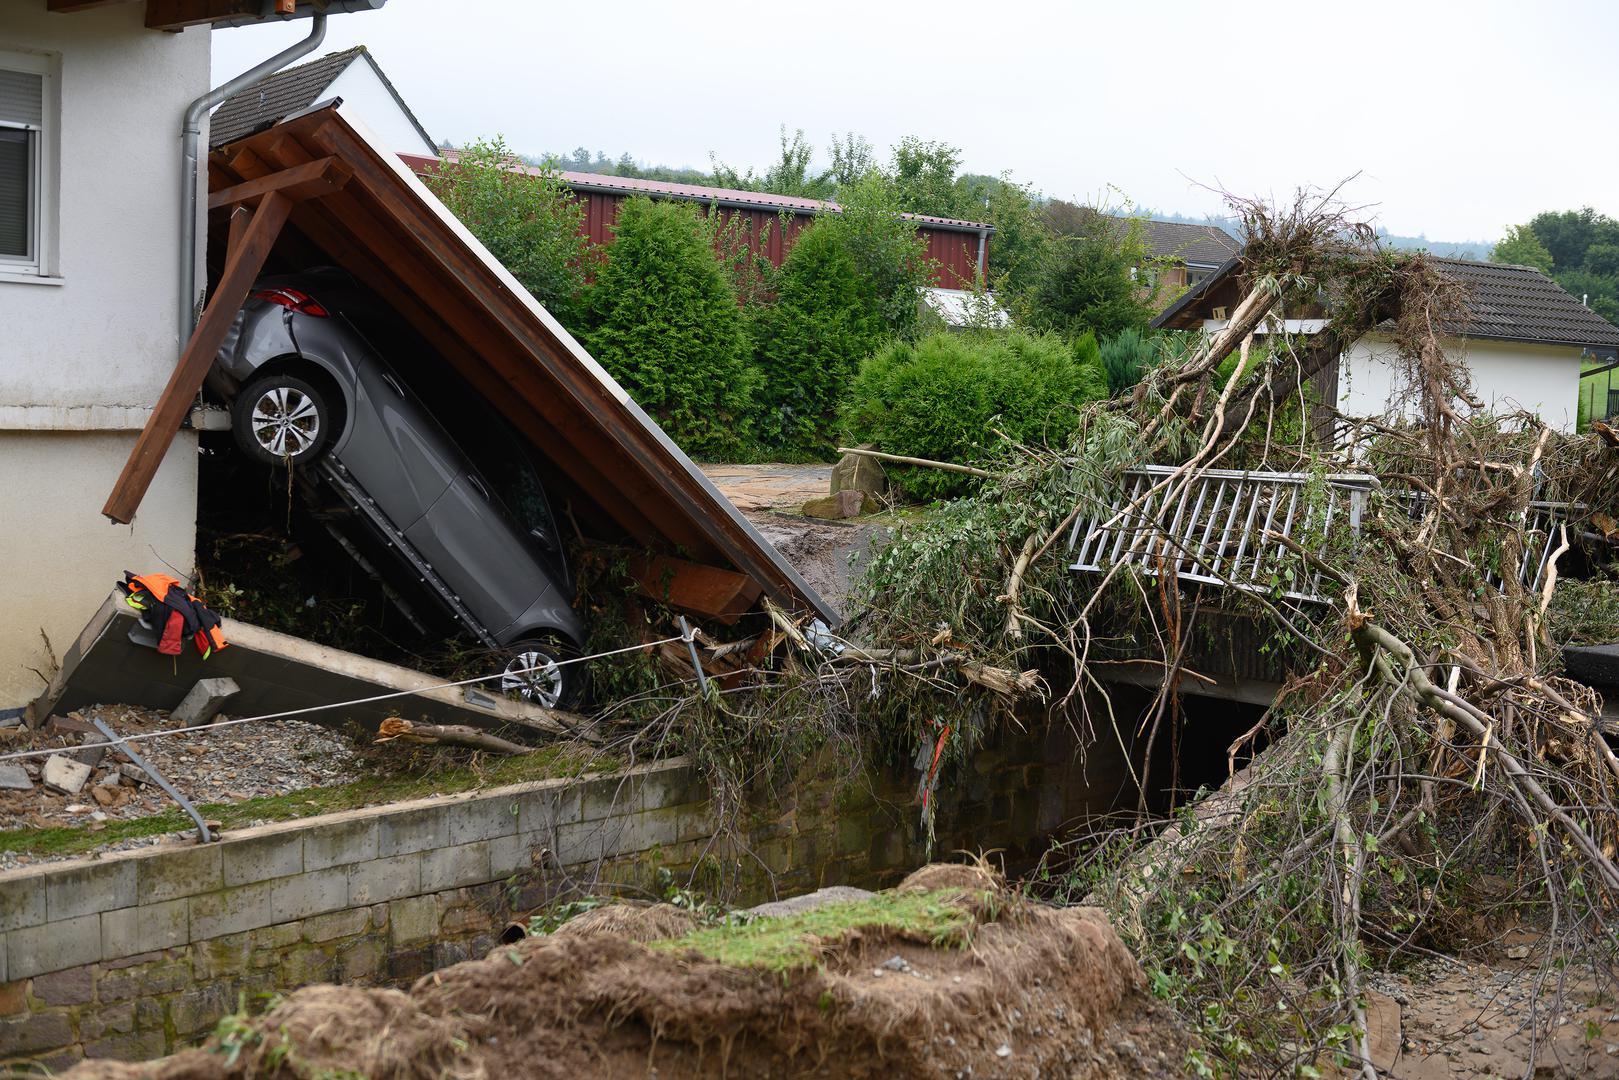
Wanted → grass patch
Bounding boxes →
[648,889,977,972]
[0,743,609,859]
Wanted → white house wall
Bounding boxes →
[1339,333,1581,432]
[323,59,435,156]
[0,5,209,707]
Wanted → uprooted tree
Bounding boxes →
[631,185,1619,1077]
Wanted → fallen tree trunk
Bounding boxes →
[834,447,998,480]
[375,717,535,755]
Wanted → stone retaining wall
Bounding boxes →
[0,718,1128,1067]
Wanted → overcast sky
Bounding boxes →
[213,0,1619,243]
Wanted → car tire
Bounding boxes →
[232,373,333,468]
[497,635,586,711]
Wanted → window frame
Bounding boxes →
[0,49,59,282]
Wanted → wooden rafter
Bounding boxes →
[104,190,291,522]
[208,156,351,210]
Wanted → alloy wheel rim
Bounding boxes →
[250,386,320,458]
[500,650,563,708]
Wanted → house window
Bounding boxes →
[1185,266,1210,289]
[0,52,56,278]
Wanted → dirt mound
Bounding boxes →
[897,860,1001,894]
[550,900,701,942]
[63,869,1187,1080]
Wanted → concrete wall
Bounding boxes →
[0,719,1128,1067]
[1340,332,1582,431]
[0,6,211,708]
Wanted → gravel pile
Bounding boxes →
[0,703,360,862]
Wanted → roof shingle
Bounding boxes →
[209,47,367,148]
[1430,258,1619,349]
[1110,216,1241,267]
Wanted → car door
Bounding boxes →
[336,355,461,530]
[403,469,559,639]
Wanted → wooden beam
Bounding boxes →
[46,0,137,12]
[143,0,259,29]
[225,203,251,259]
[207,157,352,210]
[103,191,292,524]
[624,553,764,625]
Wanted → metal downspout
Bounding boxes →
[178,8,329,346]
[976,228,987,287]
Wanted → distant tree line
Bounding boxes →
[1492,209,1619,326]
[432,128,1162,488]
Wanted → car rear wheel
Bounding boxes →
[498,636,585,711]
[232,373,332,467]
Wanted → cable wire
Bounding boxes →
[1,634,687,765]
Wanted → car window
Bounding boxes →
[455,411,565,559]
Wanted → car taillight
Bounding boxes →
[252,287,330,317]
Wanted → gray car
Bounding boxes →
[208,269,587,709]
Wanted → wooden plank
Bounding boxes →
[144,0,258,29]
[225,203,252,258]
[625,553,764,625]
[207,157,352,210]
[46,0,136,12]
[103,191,292,523]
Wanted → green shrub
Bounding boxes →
[427,136,589,327]
[815,172,936,338]
[749,224,886,456]
[584,197,756,459]
[1018,217,1152,341]
[1098,327,1157,395]
[841,330,1108,500]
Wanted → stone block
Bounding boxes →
[830,447,888,499]
[0,872,46,932]
[278,943,337,987]
[578,773,639,822]
[96,957,190,1002]
[802,489,872,519]
[47,858,137,921]
[445,795,519,846]
[86,1028,166,1061]
[347,855,421,905]
[32,963,94,1005]
[137,843,222,904]
[0,981,25,1016]
[255,921,301,951]
[134,996,167,1031]
[514,788,562,837]
[617,807,683,854]
[100,899,190,960]
[388,895,438,947]
[188,880,274,941]
[302,815,379,871]
[301,907,369,944]
[81,1000,135,1041]
[337,936,384,983]
[376,805,446,858]
[7,912,100,978]
[270,867,348,923]
[189,932,250,980]
[0,1009,72,1056]
[638,766,707,813]
[386,944,433,982]
[171,677,240,727]
[223,831,304,887]
[419,842,492,893]
[488,833,540,878]
[0,765,31,791]
[42,753,91,795]
[170,981,235,1038]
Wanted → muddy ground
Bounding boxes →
[702,463,884,618]
[62,865,1188,1080]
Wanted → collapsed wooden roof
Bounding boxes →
[106,103,833,626]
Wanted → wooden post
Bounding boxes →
[102,190,292,524]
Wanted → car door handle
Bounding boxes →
[379,372,405,397]
[467,474,490,500]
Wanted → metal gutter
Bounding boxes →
[178,7,328,347]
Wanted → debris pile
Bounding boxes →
[0,704,357,848]
[61,864,1186,1080]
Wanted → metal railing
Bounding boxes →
[1067,466,1378,604]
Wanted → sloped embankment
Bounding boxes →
[64,864,1185,1080]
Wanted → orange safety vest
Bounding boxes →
[118,572,228,659]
